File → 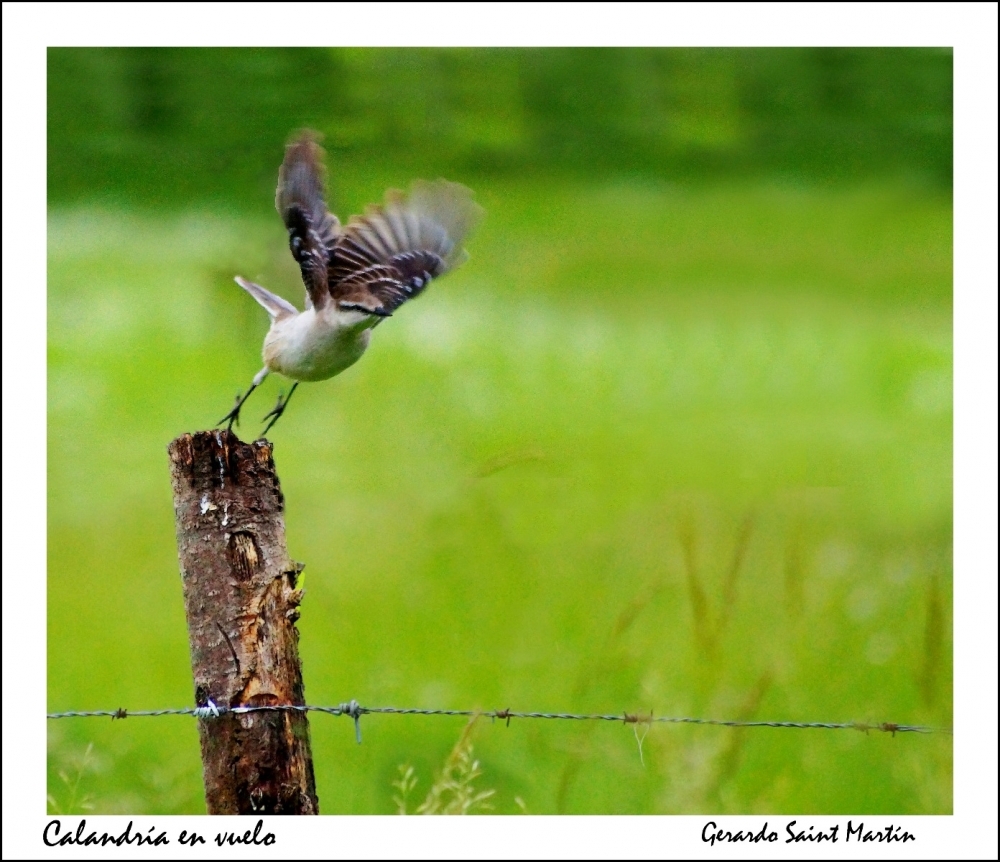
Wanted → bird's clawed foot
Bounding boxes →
[217,390,245,431]
[217,380,263,432]
[261,382,299,436]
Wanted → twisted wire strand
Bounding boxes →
[45,702,947,738]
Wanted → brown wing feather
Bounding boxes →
[329,180,483,317]
[336,265,410,317]
[275,132,340,310]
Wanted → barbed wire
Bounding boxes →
[45,700,949,744]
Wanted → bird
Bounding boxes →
[219,130,484,434]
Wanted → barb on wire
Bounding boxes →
[45,702,949,743]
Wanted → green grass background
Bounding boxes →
[47,48,952,815]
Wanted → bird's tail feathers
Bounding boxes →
[234,276,298,321]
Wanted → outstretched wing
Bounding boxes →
[275,132,340,310]
[331,180,484,317]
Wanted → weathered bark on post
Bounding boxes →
[168,429,318,815]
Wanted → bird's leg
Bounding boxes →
[217,367,270,431]
[218,386,256,430]
[261,382,299,436]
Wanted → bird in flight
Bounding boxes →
[220,130,483,434]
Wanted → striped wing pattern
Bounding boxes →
[275,134,341,310]
[329,180,481,316]
[276,133,482,317]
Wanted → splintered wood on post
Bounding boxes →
[168,429,318,815]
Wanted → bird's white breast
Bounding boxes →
[263,307,373,382]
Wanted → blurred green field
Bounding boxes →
[47,176,952,814]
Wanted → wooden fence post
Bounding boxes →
[168,429,318,814]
